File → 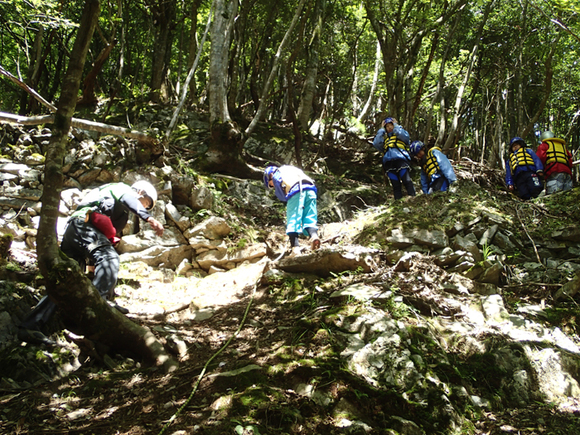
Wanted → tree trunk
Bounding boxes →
[78,39,118,107]
[150,0,176,103]
[297,0,325,132]
[520,37,558,139]
[187,0,202,102]
[515,1,527,133]
[409,33,438,123]
[117,0,125,83]
[443,0,493,152]
[208,0,236,125]
[357,40,381,124]
[36,0,177,371]
[203,0,256,177]
[19,26,44,115]
[245,0,307,136]
[165,6,212,141]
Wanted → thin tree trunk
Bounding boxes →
[166,7,212,141]
[297,0,325,132]
[19,26,44,114]
[409,33,439,122]
[443,1,492,151]
[117,0,125,83]
[78,40,118,107]
[357,40,381,124]
[187,0,202,101]
[520,36,558,138]
[150,0,176,103]
[516,0,527,133]
[245,0,307,136]
[35,0,176,370]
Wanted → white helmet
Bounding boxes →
[131,180,158,210]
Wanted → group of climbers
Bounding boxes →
[371,116,575,201]
[505,131,574,200]
[264,118,577,260]
[372,117,457,197]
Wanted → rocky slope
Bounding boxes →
[1,116,580,434]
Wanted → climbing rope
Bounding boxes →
[158,285,256,435]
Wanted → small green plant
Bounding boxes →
[353,388,369,400]
[482,243,493,261]
[5,261,22,272]
[194,208,211,219]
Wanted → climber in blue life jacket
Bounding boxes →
[372,117,416,200]
[409,141,457,194]
[18,181,164,345]
[263,165,320,256]
[505,137,544,200]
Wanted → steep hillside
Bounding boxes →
[1,119,580,434]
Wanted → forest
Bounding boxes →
[2,0,580,434]
[1,0,579,167]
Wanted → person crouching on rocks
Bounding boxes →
[409,140,457,194]
[18,181,164,344]
[263,165,320,257]
[505,137,544,200]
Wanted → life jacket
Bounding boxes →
[422,147,442,177]
[543,138,570,171]
[383,134,409,154]
[277,166,315,195]
[509,147,536,173]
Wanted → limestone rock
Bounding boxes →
[190,186,214,210]
[196,243,267,270]
[184,216,231,240]
[277,246,376,277]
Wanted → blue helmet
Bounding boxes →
[263,166,278,188]
[510,137,525,148]
[409,140,425,156]
[384,117,395,126]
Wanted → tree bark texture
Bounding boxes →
[297,0,325,132]
[443,0,493,152]
[78,39,118,107]
[50,260,176,370]
[38,0,102,277]
[245,0,307,136]
[150,0,176,103]
[209,0,236,125]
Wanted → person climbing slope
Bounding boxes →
[263,165,320,256]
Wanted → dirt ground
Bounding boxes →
[2,253,580,434]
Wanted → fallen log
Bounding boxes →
[1,64,157,145]
[0,111,156,145]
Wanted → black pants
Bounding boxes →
[383,160,416,200]
[514,171,543,200]
[20,219,120,331]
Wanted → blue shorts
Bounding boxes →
[286,190,317,235]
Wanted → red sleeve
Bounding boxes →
[90,212,117,240]
[536,143,547,164]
